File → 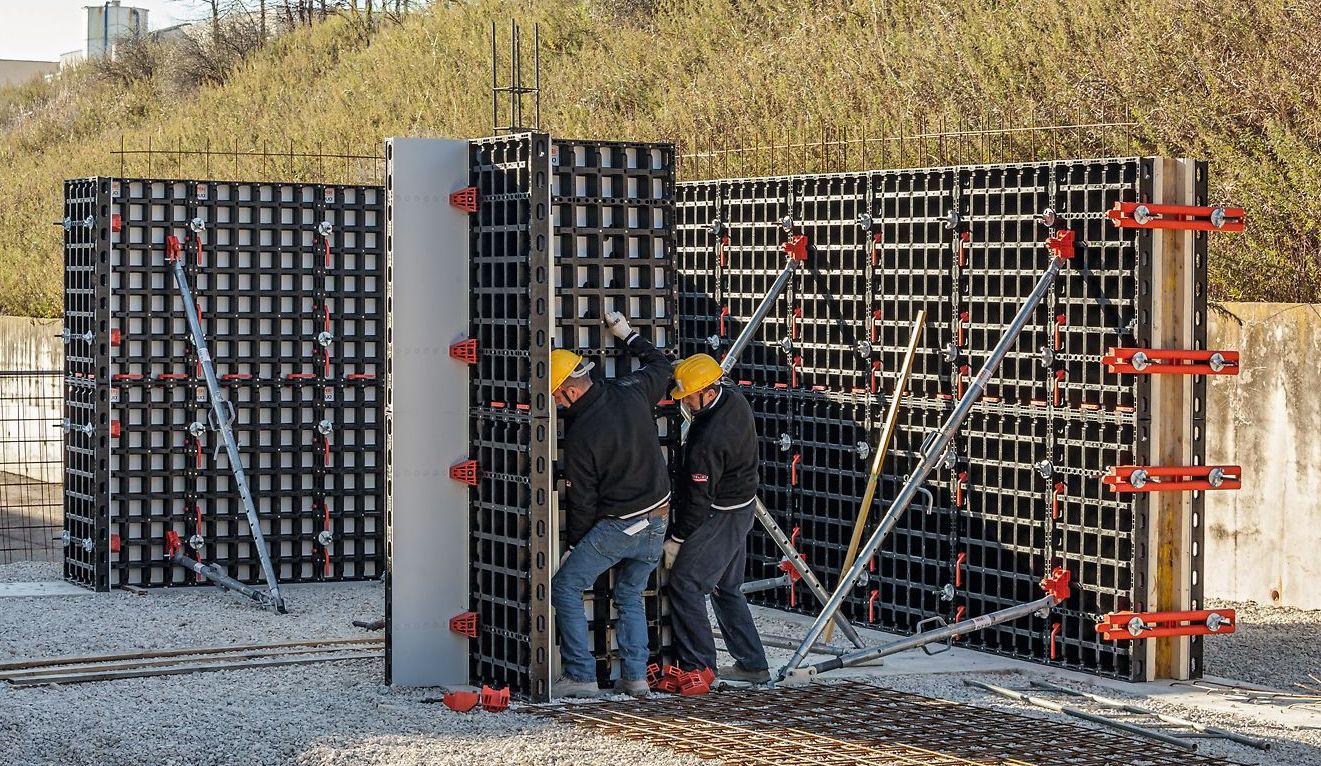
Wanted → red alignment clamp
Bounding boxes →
[1052,481,1066,519]
[1049,623,1062,660]
[111,213,122,233]
[1045,229,1076,260]
[1102,347,1239,376]
[165,235,183,263]
[110,420,121,438]
[449,460,479,487]
[110,534,121,554]
[442,690,481,713]
[1106,202,1245,232]
[449,611,479,638]
[718,306,730,336]
[109,328,122,347]
[784,233,809,261]
[164,530,182,558]
[1096,609,1235,640]
[1102,464,1240,493]
[449,186,480,213]
[1039,567,1072,604]
[954,551,966,588]
[1054,313,1066,350]
[790,453,801,486]
[480,685,510,712]
[956,231,970,268]
[449,338,479,365]
[868,589,880,623]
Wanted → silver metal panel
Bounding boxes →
[385,137,471,687]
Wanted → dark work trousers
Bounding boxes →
[667,501,768,672]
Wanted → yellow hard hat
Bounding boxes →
[671,354,724,399]
[551,349,593,392]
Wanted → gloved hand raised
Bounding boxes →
[604,310,634,341]
[662,538,682,569]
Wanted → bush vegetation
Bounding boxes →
[1,0,1317,317]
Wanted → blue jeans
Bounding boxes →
[552,515,666,682]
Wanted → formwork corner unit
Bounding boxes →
[60,176,386,592]
[385,134,678,701]
[675,156,1211,682]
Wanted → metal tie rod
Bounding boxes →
[168,226,286,612]
[789,589,1063,681]
[779,251,1070,677]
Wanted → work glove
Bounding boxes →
[662,538,683,569]
[604,310,634,341]
[559,548,572,568]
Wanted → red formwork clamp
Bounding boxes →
[1039,567,1072,605]
[165,235,183,263]
[790,453,801,486]
[109,328,122,347]
[1106,202,1245,232]
[956,311,969,347]
[1102,464,1241,493]
[449,186,480,213]
[954,551,966,588]
[870,360,883,393]
[1045,229,1076,260]
[777,553,805,608]
[1052,481,1066,519]
[442,690,481,713]
[1096,609,1236,640]
[164,530,182,558]
[110,533,121,554]
[111,213,122,233]
[783,233,809,261]
[449,338,479,365]
[955,471,968,509]
[718,306,730,337]
[110,420,122,438]
[1054,313,1067,350]
[1102,347,1240,376]
[868,589,880,623]
[679,668,715,696]
[1049,622,1062,660]
[449,611,479,638]
[449,459,480,487]
[480,685,510,712]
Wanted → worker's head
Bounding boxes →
[551,348,594,410]
[671,354,724,413]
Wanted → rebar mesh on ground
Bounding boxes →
[0,370,63,564]
[539,681,1233,766]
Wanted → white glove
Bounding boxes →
[559,548,572,568]
[604,310,634,341]
[662,539,682,569]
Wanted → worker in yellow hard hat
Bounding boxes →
[551,310,673,700]
[664,353,769,688]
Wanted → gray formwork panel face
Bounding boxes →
[466,133,555,701]
[676,157,1201,681]
[61,177,386,590]
[384,138,472,688]
[550,139,679,686]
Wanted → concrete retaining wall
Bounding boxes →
[1205,303,1321,609]
[0,316,63,483]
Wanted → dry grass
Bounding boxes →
[2,0,1319,316]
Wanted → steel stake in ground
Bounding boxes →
[167,228,286,612]
[778,243,1074,678]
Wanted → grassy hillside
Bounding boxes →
[2,0,1319,317]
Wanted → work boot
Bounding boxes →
[554,676,604,699]
[718,662,771,684]
[617,677,650,698]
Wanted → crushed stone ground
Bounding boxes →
[3,561,1319,765]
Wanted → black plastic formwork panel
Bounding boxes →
[61,177,385,590]
[550,138,679,686]
[675,180,721,363]
[676,157,1195,681]
[467,133,555,699]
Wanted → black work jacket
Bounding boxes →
[561,334,673,547]
[671,384,760,541]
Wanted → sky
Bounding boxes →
[0,0,208,62]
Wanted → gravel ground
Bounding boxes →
[1207,597,1321,693]
[4,561,1319,766]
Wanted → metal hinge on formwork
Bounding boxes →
[449,186,480,213]
[1095,609,1236,640]
[1102,347,1240,375]
[1102,464,1241,493]
[1106,201,1245,232]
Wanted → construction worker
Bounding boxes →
[663,354,770,686]
[550,310,673,699]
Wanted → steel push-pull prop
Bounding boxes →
[778,229,1079,680]
[164,224,287,613]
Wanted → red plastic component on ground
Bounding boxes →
[449,338,479,365]
[480,685,510,712]
[679,668,714,696]
[449,460,479,487]
[1039,567,1072,604]
[449,611,479,638]
[783,233,809,261]
[1102,347,1240,376]
[449,186,480,213]
[650,665,684,693]
[1102,464,1241,493]
[1096,609,1236,640]
[442,690,481,713]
